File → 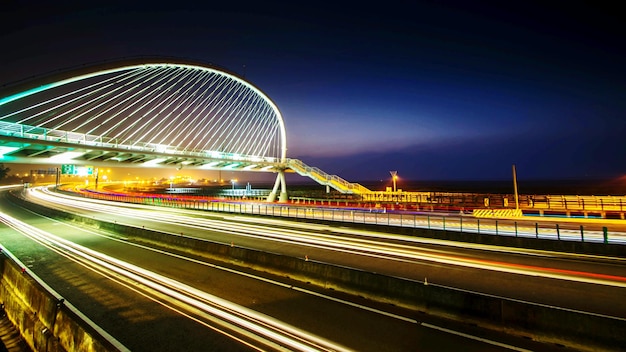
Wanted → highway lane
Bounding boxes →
[75,185,626,242]
[0,190,558,352]
[0,212,351,352]
[21,187,626,318]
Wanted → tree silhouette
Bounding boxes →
[0,164,10,180]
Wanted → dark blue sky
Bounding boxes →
[1,1,624,182]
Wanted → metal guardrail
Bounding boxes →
[525,194,626,212]
[76,189,625,245]
[377,191,626,216]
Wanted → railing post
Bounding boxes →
[603,227,608,244]
[556,223,560,240]
[514,221,518,237]
[495,220,498,235]
[535,223,539,238]
[427,215,430,229]
[443,216,446,231]
[580,225,584,242]
[460,216,463,232]
[477,219,480,234]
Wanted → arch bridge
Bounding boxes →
[0,58,369,201]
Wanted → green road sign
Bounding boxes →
[61,164,75,175]
[60,165,94,175]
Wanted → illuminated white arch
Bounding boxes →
[0,61,287,162]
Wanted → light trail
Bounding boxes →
[80,185,626,244]
[0,211,353,352]
[27,187,626,288]
[3,189,545,351]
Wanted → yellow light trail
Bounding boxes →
[28,187,626,289]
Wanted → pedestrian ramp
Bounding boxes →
[287,158,371,194]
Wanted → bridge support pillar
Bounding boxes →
[267,171,288,202]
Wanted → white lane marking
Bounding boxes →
[421,322,534,352]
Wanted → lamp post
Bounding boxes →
[390,171,398,193]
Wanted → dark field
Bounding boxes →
[359,178,626,196]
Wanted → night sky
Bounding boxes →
[1,1,624,182]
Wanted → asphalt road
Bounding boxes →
[26,187,626,318]
[1,188,622,351]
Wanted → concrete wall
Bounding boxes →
[10,191,626,351]
[0,247,128,352]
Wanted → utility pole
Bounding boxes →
[512,164,520,210]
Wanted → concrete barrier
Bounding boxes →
[9,191,626,351]
[0,247,129,352]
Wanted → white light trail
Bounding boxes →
[30,188,626,289]
[0,210,352,352]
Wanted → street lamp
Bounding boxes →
[389,171,398,193]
